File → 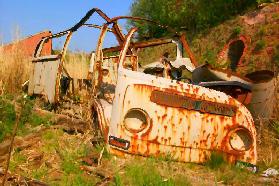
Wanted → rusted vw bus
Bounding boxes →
[90,21,257,166]
[28,8,257,166]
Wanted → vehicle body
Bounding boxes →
[28,8,257,166]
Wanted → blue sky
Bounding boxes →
[0,0,133,51]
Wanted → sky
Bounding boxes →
[0,0,133,52]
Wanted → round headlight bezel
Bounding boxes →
[123,108,150,134]
[229,128,253,152]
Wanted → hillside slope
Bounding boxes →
[190,3,279,75]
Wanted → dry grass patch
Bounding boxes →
[0,47,31,94]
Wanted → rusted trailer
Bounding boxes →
[29,8,257,168]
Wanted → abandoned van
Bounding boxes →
[28,8,257,166]
[90,23,257,166]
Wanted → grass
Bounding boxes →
[0,46,31,94]
[205,152,226,170]
[9,128,97,185]
[60,174,96,186]
[0,95,54,142]
[9,150,27,172]
[64,51,90,79]
[203,152,258,185]
[31,166,48,180]
[271,120,279,136]
[94,142,112,160]
[124,162,176,186]
[214,165,256,185]
[114,158,191,186]
[113,173,123,186]
[41,129,96,185]
[0,96,16,141]
[58,142,96,185]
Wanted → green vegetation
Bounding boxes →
[204,152,257,185]
[9,150,27,172]
[271,120,279,136]
[10,128,97,185]
[129,0,257,40]
[257,26,266,38]
[94,142,112,159]
[205,152,226,170]
[137,43,176,66]
[46,129,96,185]
[254,40,266,52]
[116,158,191,186]
[272,45,279,67]
[214,165,256,185]
[0,96,16,141]
[113,173,123,186]
[0,95,53,142]
[257,0,277,4]
[232,26,242,37]
[31,167,48,180]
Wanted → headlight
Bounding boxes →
[229,128,253,151]
[123,108,150,133]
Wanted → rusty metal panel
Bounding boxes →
[246,70,277,119]
[1,31,52,57]
[107,68,257,165]
[28,57,60,103]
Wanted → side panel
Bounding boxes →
[28,59,60,103]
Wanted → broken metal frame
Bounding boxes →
[91,16,200,96]
[29,8,127,103]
